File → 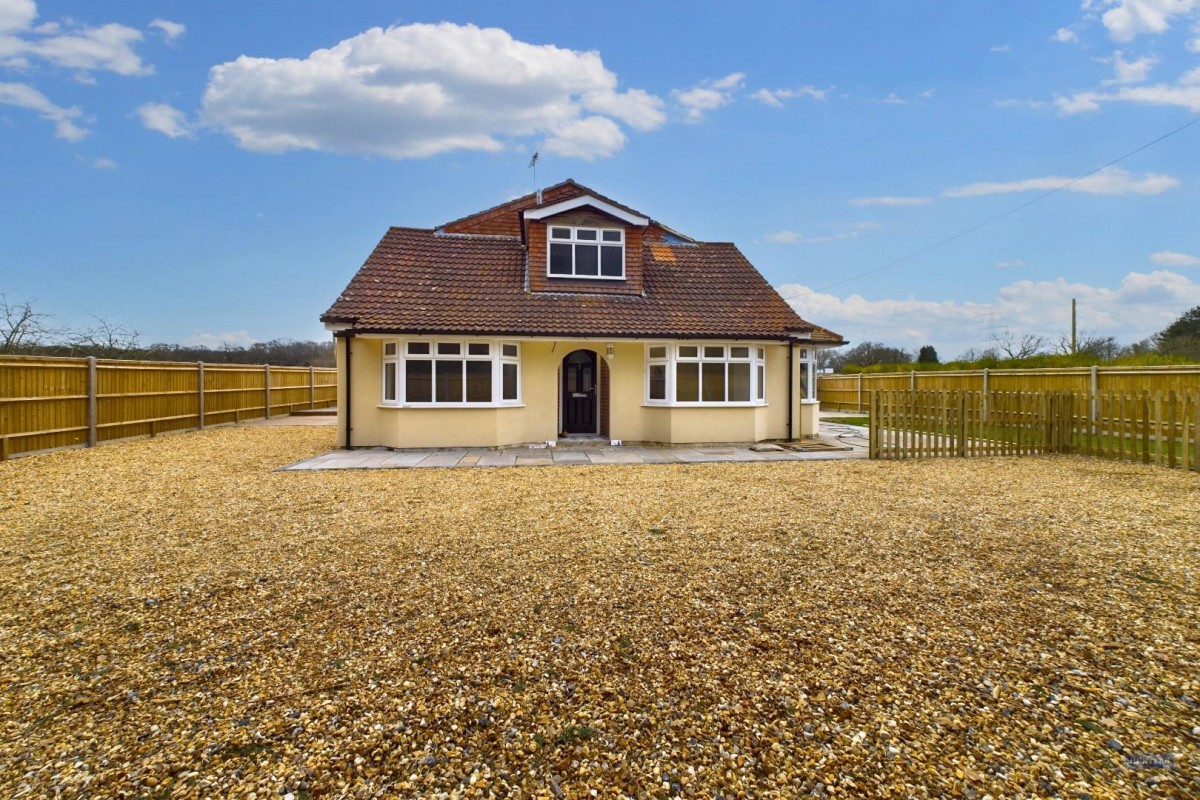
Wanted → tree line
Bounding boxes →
[1,295,334,367]
[820,306,1200,373]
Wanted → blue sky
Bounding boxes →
[2,1,1199,357]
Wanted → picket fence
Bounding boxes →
[869,389,1200,472]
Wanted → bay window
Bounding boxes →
[381,339,521,406]
[645,343,767,406]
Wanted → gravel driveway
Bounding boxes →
[1,426,1196,798]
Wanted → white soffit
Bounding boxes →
[523,195,649,226]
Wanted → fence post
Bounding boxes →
[982,368,989,422]
[868,390,877,458]
[309,365,316,409]
[87,356,98,448]
[1089,365,1098,426]
[197,361,206,430]
[264,364,271,420]
[1167,391,1177,469]
[1141,391,1150,464]
[957,392,967,457]
[857,373,863,414]
[910,370,916,391]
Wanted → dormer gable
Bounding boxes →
[524,195,647,296]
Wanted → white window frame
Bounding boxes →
[380,339,522,407]
[547,225,625,280]
[644,342,767,407]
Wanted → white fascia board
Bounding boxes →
[324,322,354,332]
[523,195,649,226]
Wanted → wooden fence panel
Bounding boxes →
[0,355,337,460]
[868,387,1198,472]
[819,365,1200,414]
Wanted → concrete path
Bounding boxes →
[263,409,869,470]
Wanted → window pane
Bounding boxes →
[575,244,599,276]
[437,342,460,356]
[435,360,462,403]
[465,360,491,402]
[703,346,724,359]
[467,342,490,356]
[677,345,698,359]
[576,228,598,241]
[676,363,699,402]
[551,227,571,239]
[729,362,750,402]
[549,243,572,275]
[405,360,432,402]
[757,365,765,400]
[730,346,750,359]
[383,362,397,401]
[407,342,430,355]
[649,364,667,400]
[648,345,666,360]
[502,343,518,358]
[602,229,622,242]
[502,362,518,400]
[384,342,397,356]
[757,348,765,360]
[600,246,623,277]
[702,362,725,402]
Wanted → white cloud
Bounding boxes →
[91,156,116,169]
[1057,77,1200,111]
[542,115,625,160]
[672,72,744,122]
[766,230,860,245]
[750,85,828,108]
[1096,0,1200,41]
[0,0,36,35]
[136,102,191,138]
[0,17,151,76]
[0,81,87,139]
[1104,50,1159,83]
[781,270,1200,356]
[1150,250,1200,265]
[1054,27,1079,42]
[185,330,255,348]
[148,18,185,43]
[943,166,1179,197]
[996,259,1028,268]
[192,22,665,159]
[849,195,932,207]
[881,92,907,105]
[990,44,1012,52]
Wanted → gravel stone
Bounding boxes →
[1,426,1197,798]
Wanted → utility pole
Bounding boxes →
[1071,298,1077,355]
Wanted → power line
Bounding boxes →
[781,114,1200,303]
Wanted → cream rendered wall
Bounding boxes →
[339,336,813,449]
[609,341,793,444]
[346,337,562,449]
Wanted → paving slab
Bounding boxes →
[282,422,868,470]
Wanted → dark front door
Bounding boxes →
[562,350,597,434]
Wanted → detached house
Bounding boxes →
[321,180,843,449]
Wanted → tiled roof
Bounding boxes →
[322,227,844,343]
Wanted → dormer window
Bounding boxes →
[548,226,625,279]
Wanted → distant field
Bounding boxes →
[1,427,1197,798]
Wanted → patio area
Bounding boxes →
[276,414,867,470]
